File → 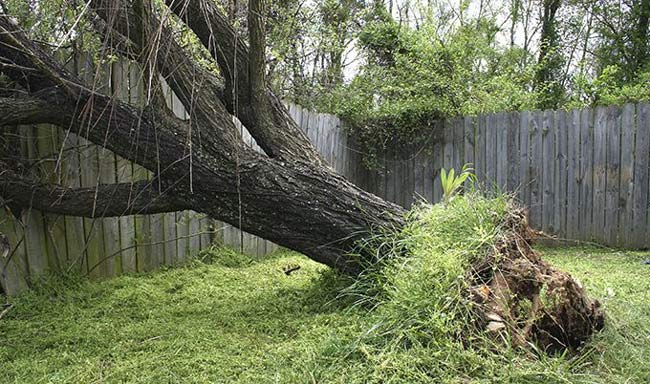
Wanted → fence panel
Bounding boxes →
[3,60,650,297]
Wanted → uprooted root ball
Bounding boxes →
[350,194,604,357]
[469,207,605,353]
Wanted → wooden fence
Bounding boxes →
[321,105,650,250]
[0,57,278,295]
[2,57,650,296]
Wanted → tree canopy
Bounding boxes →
[253,0,650,161]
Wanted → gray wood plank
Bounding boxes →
[519,111,530,206]
[443,119,454,173]
[496,112,508,189]
[385,151,396,204]
[199,214,213,250]
[39,126,67,271]
[632,104,650,247]
[20,125,49,276]
[619,104,636,246]
[0,207,29,296]
[604,106,622,245]
[506,112,520,193]
[176,211,191,263]
[529,112,543,230]
[464,116,476,192]
[414,146,426,202]
[98,145,120,277]
[566,109,581,239]
[593,106,608,242]
[61,132,88,273]
[149,213,166,269]
[541,110,555,234]
[579,108,595,241]
[188,211,202,256]
[475,115,487,191]
[432,120,444,203]
[486,113,497,187]
[555,110,568,237]
[453,117,464,172]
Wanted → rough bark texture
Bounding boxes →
[1,169,188,217]
[0,7,404,274]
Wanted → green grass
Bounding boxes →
[1,200,649,383]
[1,246,648,383]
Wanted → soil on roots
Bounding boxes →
[469,208,605,354]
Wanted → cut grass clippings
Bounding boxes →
[1,247,648,383]
[1,200,649,383]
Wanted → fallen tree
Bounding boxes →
[0,0,603,352]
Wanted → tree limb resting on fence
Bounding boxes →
[0,3,406,273]
[0,169,188,217]
[0,94,65,126]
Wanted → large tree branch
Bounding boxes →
[0,169,187,217]
[0,94,65,126]
[89,0,247,156]
[0,5,406,274]
[164,0,322,164]
[92,0,318,165]
[0,13,249,169]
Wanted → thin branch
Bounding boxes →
[1,169,189,217]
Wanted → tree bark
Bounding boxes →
[0,7,405,274]
[634,0,650,71]
[0,169,188,217]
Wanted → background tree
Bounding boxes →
[251,0,650,163]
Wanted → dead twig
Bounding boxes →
[0,303,13,320]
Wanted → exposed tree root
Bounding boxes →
[469,207,605,354]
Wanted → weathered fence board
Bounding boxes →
[604,107,622,245]
[529,113,543,229]
[506,112,520,192]
[579,108,594,241]
[519,111,530,207]
[541,110,555,234]
[619,104,636,246]
[566,110,580,239]
[293,103,650,251]
[632,104,650,247]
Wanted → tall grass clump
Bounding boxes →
[331,190,605,382]
[347,193,508,347]
[380,193,507,342]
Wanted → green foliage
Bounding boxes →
[196,245,256,267]
[320,18,539,166]
[346,194,508,344]
[569,66,650,108]
[3,0,101,55]
[440,164,475,205]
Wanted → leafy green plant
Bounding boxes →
[439,163,475,205]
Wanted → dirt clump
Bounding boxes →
[468,207,605,354]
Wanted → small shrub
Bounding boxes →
[440,163,475,205]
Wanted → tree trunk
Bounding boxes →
[0,4,404,274]
[634,0,650,71]
[0,0,605,353]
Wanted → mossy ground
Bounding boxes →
[1,196,649,383]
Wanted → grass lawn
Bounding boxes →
[1,246,649,383]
